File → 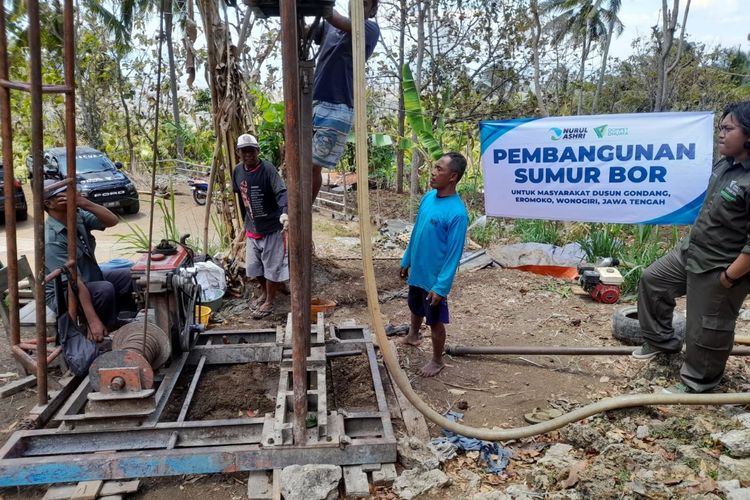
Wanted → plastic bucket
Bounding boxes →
[195,305,212,326]
[99,258,134,274]
[201,288,224,312]
[310,298,336,321]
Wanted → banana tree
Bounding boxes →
[401,64,443,162]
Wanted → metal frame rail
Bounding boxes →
[0,320,397,487]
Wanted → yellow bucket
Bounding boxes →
[195,305,212,326]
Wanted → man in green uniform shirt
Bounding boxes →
[633,102,750,393]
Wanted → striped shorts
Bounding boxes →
[312,101,353,169]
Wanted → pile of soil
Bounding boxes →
[327,355,378,411]
[186,364,279,420]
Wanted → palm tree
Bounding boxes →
[592,1,623,113]
[541,0,622,115]
[87,0,185,166]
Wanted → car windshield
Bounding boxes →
[55,154,116,173]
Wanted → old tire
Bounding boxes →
[612,305,686,346]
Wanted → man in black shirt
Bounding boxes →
[311,0,380,202]
[232,133,289,319]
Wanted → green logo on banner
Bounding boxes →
[594,124,608,138]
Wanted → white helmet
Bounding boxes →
[237,133,259,149]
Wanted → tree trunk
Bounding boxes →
[395,0,406,193]
[592,18,614,114]
[654,0,690,112]
[409,0,426,222]
[163,0,184,164]
[577,31,589,116]
[530,0,548,116]
[116,58,136,174]
[196,0,252,244]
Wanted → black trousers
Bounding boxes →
[85,269,137,330]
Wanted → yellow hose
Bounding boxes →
[349,0,750,441]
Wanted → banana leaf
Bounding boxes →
[402,64,443,161]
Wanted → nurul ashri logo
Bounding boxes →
[594,124,608,138]
[549,127,563,140]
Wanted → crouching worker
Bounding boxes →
[400,152,468,377]
[632,101,750,394]
[43,179,137,341]
[232,133,289,320]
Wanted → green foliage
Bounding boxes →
[540,282,572,299]
[468,216,505,248]
[576,223,625,262]
[617,225,676,297]
[252,89,285,167]
[402,64,442,161]
[513,219,563,246]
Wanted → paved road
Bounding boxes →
[0,185,218,270]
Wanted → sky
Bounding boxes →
[609,0,747,59]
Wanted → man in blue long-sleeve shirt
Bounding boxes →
[400,152,468,377]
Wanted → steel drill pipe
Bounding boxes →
[279,0,309,446]
[0,2,19,350]
[28,0,48,405]
[445,344,750,356]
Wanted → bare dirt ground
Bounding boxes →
[2,188,750,498]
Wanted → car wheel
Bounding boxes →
[612,305,686,346]
[16,209,28,221]
[123,200,140,214]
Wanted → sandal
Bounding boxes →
[385,324,410,337]
[523,407,564,424]
[251,296,266,310]
[252,307,274,320]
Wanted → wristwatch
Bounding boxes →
[723,269,740,287]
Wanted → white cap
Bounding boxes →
[237,133,259,149]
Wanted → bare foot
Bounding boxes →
[251,295,267,310]
[400,332,422,347]
[419,360,445,377]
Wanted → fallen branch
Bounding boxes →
[443,381,492,392]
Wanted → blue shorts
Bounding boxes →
[312,101,353,169]
[408,286,450,326]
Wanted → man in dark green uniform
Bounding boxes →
[632,102,750,393]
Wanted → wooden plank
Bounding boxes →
[42,480,139,500]
[386,342,430,442]
[71,480,103,500]
[378,363,402,421]
[386,341,430,441]
[43,479,139,499]
[361,462,381,472]
[42,485,76,500]
[247,470,272,500]
[0,374,36,398]
[372,463,397,486]
[343,465,370,498]
[100,480,140,496]
[272,469,281,500]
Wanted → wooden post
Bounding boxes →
[279,0,310,445]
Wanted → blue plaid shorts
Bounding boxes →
[312,101,353,169]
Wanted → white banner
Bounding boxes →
[480,112,714,224]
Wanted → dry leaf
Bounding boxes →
[448,388,466,396]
